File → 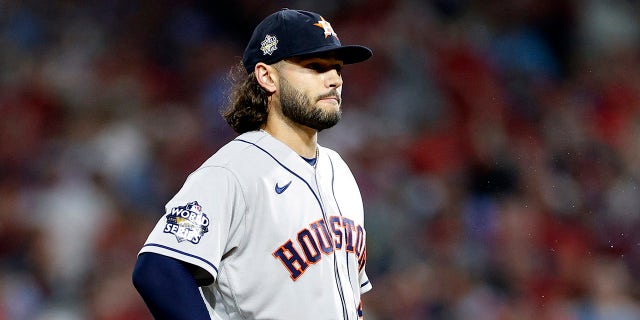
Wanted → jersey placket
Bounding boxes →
[313,156,358,320]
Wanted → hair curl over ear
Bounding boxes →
[222,62,270,134]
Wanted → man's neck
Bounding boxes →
[262,121,317,158]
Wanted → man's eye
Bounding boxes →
[307,63,342,73]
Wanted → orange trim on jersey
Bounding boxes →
[342,217,356,253]
[297,229,321,264]
[330,216,343,250]
[355,225,365,258]
[272,240,309,281]
[310,219,335,255]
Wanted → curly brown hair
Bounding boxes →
[222,62,270,134]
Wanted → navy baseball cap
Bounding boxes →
[242,9,373,73]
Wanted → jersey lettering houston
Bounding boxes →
[139,130,371,319]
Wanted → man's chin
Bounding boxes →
[317,100,341,113]
[302,115,340,132]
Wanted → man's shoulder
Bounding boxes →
[200,131,270,169]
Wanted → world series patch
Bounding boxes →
[164,201,210,244]
[260,34,278,55]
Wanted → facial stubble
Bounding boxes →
[278,77,341,132]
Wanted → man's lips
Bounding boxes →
[318,93,341,104]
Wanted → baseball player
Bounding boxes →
[132,8,373,320]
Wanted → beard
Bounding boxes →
[279,77,341,131]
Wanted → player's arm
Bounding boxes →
[132,252,212,320]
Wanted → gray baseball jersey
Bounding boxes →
[139,130,371,319]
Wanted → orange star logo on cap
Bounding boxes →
[313,16,338,39]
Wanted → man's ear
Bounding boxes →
[254,62,277,94]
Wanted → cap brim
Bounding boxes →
[292,45,373,65]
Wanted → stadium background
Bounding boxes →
[2,0,640,319]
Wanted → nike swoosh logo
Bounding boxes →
[275,181,292,194]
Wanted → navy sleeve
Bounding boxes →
[132,252,211,320]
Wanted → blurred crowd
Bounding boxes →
[2,0,640,319]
